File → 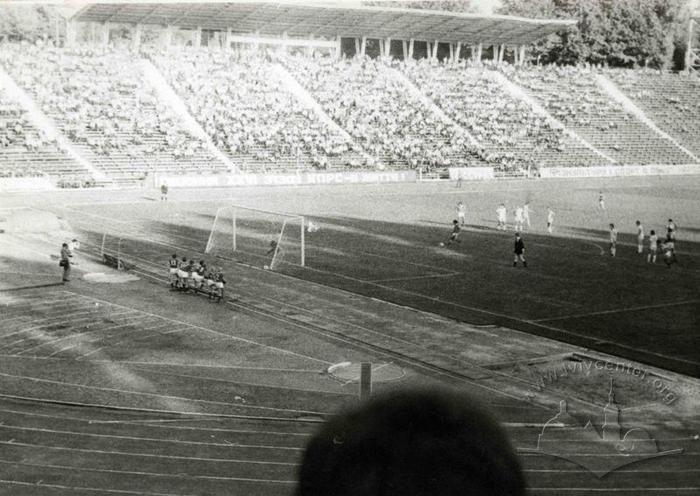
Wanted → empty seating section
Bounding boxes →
[284,55,487,170]
[607,69,700,158]
[504,65,690,165]
[148,48,362,172]
[0,45,224,181]
[0,87,87,180]
[401,60,603,169]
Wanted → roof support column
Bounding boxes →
[360,36,367,56]
[132,23,142,50]
[498,44,505,63]
[455,42,462,62]
[162,25,173,48]
[408,38,414,59]
[449,43,454,62]
[354,38,360,56]
[224,28,232,49]
[385,37,392,59]
[194,26,202,48]
[101,22,110,46]
[66,19,77,47]
[432,39,439,59]
[336,35,342,59]
[686,19,695,72]
[402,40,407,60]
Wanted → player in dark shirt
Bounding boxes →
[441,220,461,247]
[513,233,527,267]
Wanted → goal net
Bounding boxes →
[205,205,305,270]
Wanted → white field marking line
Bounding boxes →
[0,309,135,347]
[63,198,234,208]
[523,469,700,474]
[0,459,295,484]
[0,355,322,373]
[21,316,160,356]
[0,479,197,496]
[75,321,181,359]
[368,271,462,283]
[0,391,327,424]
[0,439,299,466]
[69,291,333,366]
[47,320,167,358]
[127,366,356,397]
[0,301,86,317]
[357,250,457,274]
[0,312,125,349]
[0,407,314,436]
[532,298,700,323]
[0,371,330,416]
[0,423,305,451]
[0,271,59,277]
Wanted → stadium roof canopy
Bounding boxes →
[72,1,576,45]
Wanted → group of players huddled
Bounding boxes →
[167,254,227,301]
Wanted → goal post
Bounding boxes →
[205,205,305,270]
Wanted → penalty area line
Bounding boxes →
[532,298,700,323]
[368,272,462,283]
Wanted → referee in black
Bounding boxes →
[513,233,527,267]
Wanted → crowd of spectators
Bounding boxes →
[606,68,700,159]
[503,63,691,165]
[1,41,698,181]
[0,43,222,179]
[148,47,362,172]
[0,87,90,180]
[283,53,487,171]
[401,58,604,170]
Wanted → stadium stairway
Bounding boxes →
[141,58,240,174]
[389,66,481,147]
[596,74,700,163]
[272,63,377,167]
[0,66,109,185]
[491,71,616,165]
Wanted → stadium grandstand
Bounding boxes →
[0,0,698,189]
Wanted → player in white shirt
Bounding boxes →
[609,223,618,257]
[514,206,524,232]
[523,202,532,229]
[496,203,507,231]
[456,202,466,226]
[598,191,605,211]
[635,221,644,254]
[647,230,658,263]
[546,207,555,234]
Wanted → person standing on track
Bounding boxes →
[59,242,73,282]
[598,191,606,211]
[160,182,168,201]
[513,233,527,267]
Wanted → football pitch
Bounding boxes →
[52,174,700,377]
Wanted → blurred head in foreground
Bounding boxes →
[297,387,525,496]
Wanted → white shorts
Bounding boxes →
[169,268,178,275]
[193,273,203,282]
[206,279,215,287]
[177,270,187,278]
[216,282,224,289]
[649,245,657,253]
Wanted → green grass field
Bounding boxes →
[53,175,700,377]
